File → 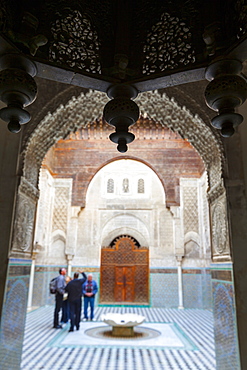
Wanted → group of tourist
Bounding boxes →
[53,268,98,332]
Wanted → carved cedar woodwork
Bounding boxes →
[0,0,245,82]
[49,9,101,74]
[22,90,224,191]
[100,235,149,304]
[115,266,135,302]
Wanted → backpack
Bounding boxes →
[49,276,58,294]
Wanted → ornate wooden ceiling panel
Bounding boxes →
[0,0,246,86]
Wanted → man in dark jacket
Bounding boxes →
[65,270,87,332]
[53,267,66,329]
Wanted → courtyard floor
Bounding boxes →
[21,306,216,370]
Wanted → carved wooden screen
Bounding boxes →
[100,235,149,304]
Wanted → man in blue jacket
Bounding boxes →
[82,274,98,321]
[65,270,87,332]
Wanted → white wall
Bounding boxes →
[35,159,211,270]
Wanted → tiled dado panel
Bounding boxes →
[183,269,212,309]
[32,266,100,307]
[32,265,212,309]
[0,259,31,370]
[211,264,240,370]
[151,268,212,309]
[150,269,178,308]
[32,266,64,307]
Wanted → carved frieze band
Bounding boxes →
[23,90,224,192]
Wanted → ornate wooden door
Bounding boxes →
[100,235,149,304]
[115,266,135,302]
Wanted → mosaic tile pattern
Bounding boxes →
[212,280,240,369]
[202,270,212,309]
[151,273,178,308]
[21,306,216,370]
[0,261,31,370]
[151,270,212,309]
[183,274,203,308]
[33,269,51,307]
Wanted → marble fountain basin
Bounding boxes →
[101,313,145,337]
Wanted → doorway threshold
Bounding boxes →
[99,302,150,307]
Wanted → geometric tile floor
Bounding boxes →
[21,306,216,370]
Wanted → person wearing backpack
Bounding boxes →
[53,267,67,329]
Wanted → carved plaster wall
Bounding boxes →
[52,185,71,233]
[76,159,168,267]
[34,158,215,269]
[33,171,73,264]
[184,232,201,258]
[181,182,199,235]
[33,168,54,256]
[198,172,211,258]
[100,214,150,248]
[11,178,39,257]
[208,181,231,261]
[210,188,231,261]
[179,176,212,264]
[66,206,81,257]
[101,228,148,248]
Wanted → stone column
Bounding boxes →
[27,250,38,309]
[176,255,184,309]
[208,180,240,369]
[0,126,20,370]
[0,175,39,369]
[66,254,74,278]
[0,124,21,323]
[66,206,80,277]
[223,107,247,370]
[170,206,184,254]
[170,206,184,310]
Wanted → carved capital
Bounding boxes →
[207,180,225,203]
[31,250,39,259]
[169,206,180,218]
[19,176,39,201]
[66,253,74,261]
[176,255,184,264]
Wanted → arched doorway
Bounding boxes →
[100,235,149,304]
[4,89,235,369]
